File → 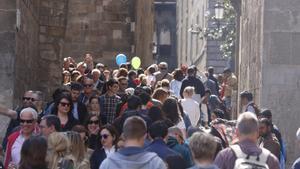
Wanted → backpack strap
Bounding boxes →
[231,145,248,159]
[259,148,271,163]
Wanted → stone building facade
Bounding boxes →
[238,0,300,166]
[0,0,154,136]
[176,0,229,73]
[0,0,154,107]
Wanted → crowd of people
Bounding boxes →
[0,53,298,169]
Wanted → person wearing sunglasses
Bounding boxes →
[4,107,39,169]
[78,77,95,106]
[90,124,119,169]
[85,114,101,150]
[51,94,79,131]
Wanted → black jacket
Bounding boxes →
[180,76,205,98]
[90,148,107,169]
[76,102,88,125]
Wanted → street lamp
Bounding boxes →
[214,2,224,28]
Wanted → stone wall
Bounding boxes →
[238,0,263,105]
[239,0,300,166]
[0,0,17,137]
[176,0,229,73]
[176,0,208,70]
[38,0,68,98]
[135,0,155,67]
[63,0,135,68]
[14,0,40,105]
[0,0,16,108]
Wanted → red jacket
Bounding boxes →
[4,131,20,169]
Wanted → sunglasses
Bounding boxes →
[88,120,99,125]
[60,102,71,107]
[100,134,110,139]
[120,83,128,86]
[20,119,34,124]
[23,97,35,102]
[84,84,93,88]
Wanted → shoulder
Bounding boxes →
[266,152,280,169]
[214,147,235,165]
[8,131,20,142]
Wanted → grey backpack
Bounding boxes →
[231,145,270,169]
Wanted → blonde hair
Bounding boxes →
[183,86,195,97]
[65,131,86,166]
[47,132,69,169]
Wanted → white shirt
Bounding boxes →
[181,98,200,127]
[11,134,25,166]
[176,117,186,130]
[170,80,182,98]
[72,102,79,120]
[146,75,156,86]
[201,103,209,123]
[104,146,116,157]
[242,101,255,113]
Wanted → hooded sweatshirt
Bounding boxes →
[99,147,167,169]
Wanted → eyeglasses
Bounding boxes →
[100,134,110,140]
[20,119,34,124]
[84,84,93,88]
[59,102,71,107]
[23,97,35,102]
[120,83,128,86]
[88,120,99,125]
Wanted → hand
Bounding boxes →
[8,163,17,169]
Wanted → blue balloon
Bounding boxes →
[116,54,127,66]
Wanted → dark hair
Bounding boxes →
[101,124,119,145]
[260,109,272,119]
[123,116,147,140]
[134,86,145,96]
[259,118,272,127]
[149,121,168,139]
[19,136,48,169]
[223,67,231,73]
[142,86,152,95]
[148,106,164,123]
[127,95,142,110]
[162,97,180,125]
[128,70,137,79]
[212,109,225,119]
[173,69,184,81]
[70,82,83,91]
[52,87,70,101]
[240,91,253,101]
[208,66,214,74]
[139,92,151,105]
[106,78,119,88]
[52,94,73,118]
[137,68,144,76]
[89,95,99,104]
[41,115,61,132]
[85,114,101,128]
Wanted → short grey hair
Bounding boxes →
[20,107,38,120]
[237,112,258,135]
[189,132,217,160]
